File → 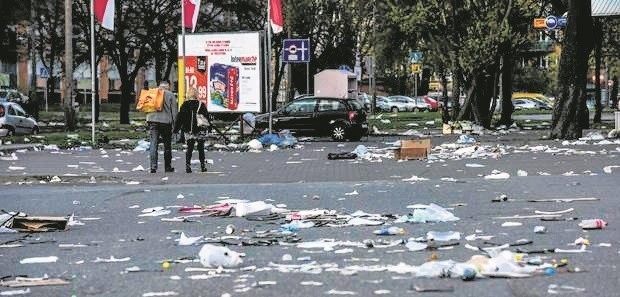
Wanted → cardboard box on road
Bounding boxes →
[396,139,431,160]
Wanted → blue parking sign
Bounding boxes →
[282,39,311,63]
[39,67,50,78]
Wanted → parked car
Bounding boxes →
[372,96,386,111]
[529,98,552,110]
[0,89,29,104]
[404,96,430,111]
[379,96,411,112]
[0,101,39,137]
[421,96,441,111]
[512,98,539,110]
[254,96,368,141]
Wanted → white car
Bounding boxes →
[0,102,39,136]
[512,98,538,110]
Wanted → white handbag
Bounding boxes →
[196,103,210,128]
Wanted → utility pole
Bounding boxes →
[64,0,75,131]
[370,0,377,115]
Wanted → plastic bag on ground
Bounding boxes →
[257,133,283,146]
[351,145,369,158]
[456,135,476,144]
[278,130,298,147]
[198,244,243,268]
[233,201,274,217]
[405,203,460,223]
[248,139,263,150]
[133,140,150,152]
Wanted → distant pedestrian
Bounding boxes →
[173,87,210,173]
[146,81,178,173]
[27,90,39,120]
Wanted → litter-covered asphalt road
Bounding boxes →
[1,132,620,297]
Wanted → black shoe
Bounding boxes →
[150,169,156,173]
[201,166,207,172]
[186,167,192,173]
[165,167,175,173]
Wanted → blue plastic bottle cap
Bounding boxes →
[544,267,556,276]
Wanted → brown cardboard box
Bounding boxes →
[397,139,431,160]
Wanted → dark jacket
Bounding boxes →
[173,99,210,134]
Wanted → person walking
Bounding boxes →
[173,87,211,173]
[147,81,178,173]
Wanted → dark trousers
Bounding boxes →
[186,139,205,169]
[148,122,172,171]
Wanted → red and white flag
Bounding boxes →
[183,0,202,32]
[270,0,284,34]
[94,0,114,31]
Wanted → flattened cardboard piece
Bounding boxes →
[1,278,69,287]
[397,139,431,160]
[8,216,69,232]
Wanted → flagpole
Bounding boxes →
[181,0,187,104]
[266,0,272,133]
[90,0,96,145]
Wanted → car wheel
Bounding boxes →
[391,107,399,113]
[6,127,15,137]
[331,124,347,141]
[32,126,39,135]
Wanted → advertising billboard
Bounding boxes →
[178,32,262,113]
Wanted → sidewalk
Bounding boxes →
[2,129,619,187]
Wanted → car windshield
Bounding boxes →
[346,99,362,110]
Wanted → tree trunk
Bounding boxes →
[63,0,75,131]
[451,68,462,120]
[499,53,514,126]
[94,74,100,122]
[440,65,450,123]
[611,76,618,110]
[593,19,602,123]
[120,80,133,124]
[550,0,593,139]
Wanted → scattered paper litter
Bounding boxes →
[603,166,620,174]
[93,256,131,263]
[501,222,522,227]
[484,170,510,180]
[142,292,179,297]
[402,175,429,182]
[534,208,574,215]
[465,163,485,168]
[177,232,202,246]
[19,256,58,264]
[7,166,25,171]
[325,289,357,295]
[0,288,31,295]
[132,165,146,171]
[176,194,185,199]
[300,281,323,286]
[517,170,528,177]
[344,190,359,196]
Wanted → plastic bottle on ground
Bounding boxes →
[578,219,607,229]
[373,226,405,236]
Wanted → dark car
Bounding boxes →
[255,97,368,141]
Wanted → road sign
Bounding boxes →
[409,51,423,63]
[533,18,546,29]
[282,39,311,63]
[40,67,50,78]
[410,63,422,74]
[558,17,567,27]
[545,16,558,30]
